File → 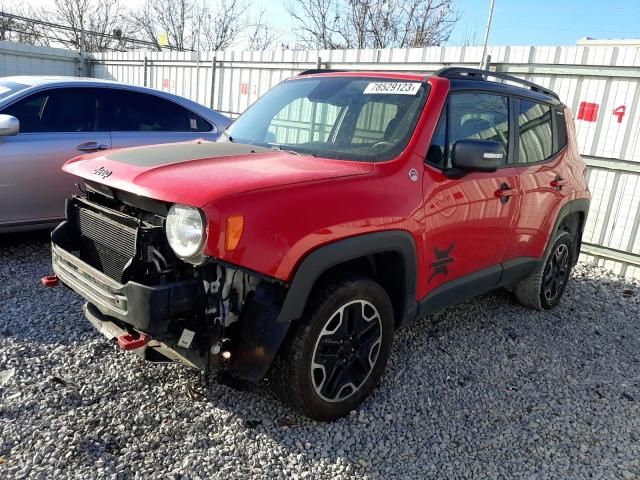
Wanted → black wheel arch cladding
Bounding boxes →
[276,230,418,325]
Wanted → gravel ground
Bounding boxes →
[1,232,639,480]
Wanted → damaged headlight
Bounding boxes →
[165,204,206,261]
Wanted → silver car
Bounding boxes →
[0,76,230,232]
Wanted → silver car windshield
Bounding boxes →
[221,76,428,162]
[0,80,29,102]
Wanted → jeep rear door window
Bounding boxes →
[221,77,428,162]
[448,93,509,162]
[517,100,553,163]
[108,90,212,132]
[2,88,104,133]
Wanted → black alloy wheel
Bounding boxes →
[542,243,570,302]
[310,299,383,402]
[270,275,394,421]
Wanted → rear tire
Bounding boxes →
[270,275,394,421]
[514,231,574,310]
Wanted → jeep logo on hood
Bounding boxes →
[92,166,112,179]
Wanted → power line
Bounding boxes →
[0,11,190,51]
[0,26,130,51]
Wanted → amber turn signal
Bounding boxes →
[225,215,244,251]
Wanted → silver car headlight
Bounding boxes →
[165,204,206,260]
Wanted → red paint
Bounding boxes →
[41,275,59,287]
[240,83,249,95]
[577,101,599,122]
[63,73,591,303]
[613,105,626,123]
[118,333,149,351]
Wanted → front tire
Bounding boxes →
[270,276,394,421]
[514,231,574,310]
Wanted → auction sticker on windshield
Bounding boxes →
[363,82,421,95]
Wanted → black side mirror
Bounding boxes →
[451,139,505,172]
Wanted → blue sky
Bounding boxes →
[28,0,640,48]
[264,0,640,47]
[449,0,640,46]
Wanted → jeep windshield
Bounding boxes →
[221,76,428,162]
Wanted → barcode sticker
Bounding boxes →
[363,82,421,95]
[177,329,195,349]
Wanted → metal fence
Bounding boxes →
[3,41,640,279]
[0,41,82,77]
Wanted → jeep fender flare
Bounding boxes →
[276,230,419,324]
[546,198,590,258]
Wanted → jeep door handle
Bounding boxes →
[495,183,517,203]
[76,142,109,152]
[550,176,569,190]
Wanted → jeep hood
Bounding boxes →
[63,141,373,207]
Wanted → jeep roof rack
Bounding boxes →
[434,67,559,100]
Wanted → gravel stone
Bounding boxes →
[1,231,640,479]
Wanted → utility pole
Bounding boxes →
[79,26,87,77]
[479,0,495,69]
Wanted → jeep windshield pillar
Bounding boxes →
[49,68,590,421]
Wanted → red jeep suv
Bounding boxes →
[48,68,590,420]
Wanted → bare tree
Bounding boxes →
[286,0,342,49]
[42,0,132,52]
[199,0,247,51]
[460,22,481,46]
[0,2,49,46]
[245,11,278,51]
[288,0,458,49]
[133,0,275,51]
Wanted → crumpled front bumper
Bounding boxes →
[51,222,202,337]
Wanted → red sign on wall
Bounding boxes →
[240,83,249,95]
[577,101,599,122]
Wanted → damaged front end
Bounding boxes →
[50,184,290,382]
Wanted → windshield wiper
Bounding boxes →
[221,130,235,143]
[270,145,316,157]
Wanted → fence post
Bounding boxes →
[143,56,148,87]
[209,56,217,110]
[316,56,322,70]
[482,54,492,70]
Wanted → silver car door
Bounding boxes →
[107,88,218,149]
[0,87,110,226]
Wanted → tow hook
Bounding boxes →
[117,333,150,351]
[41,275,59,287]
